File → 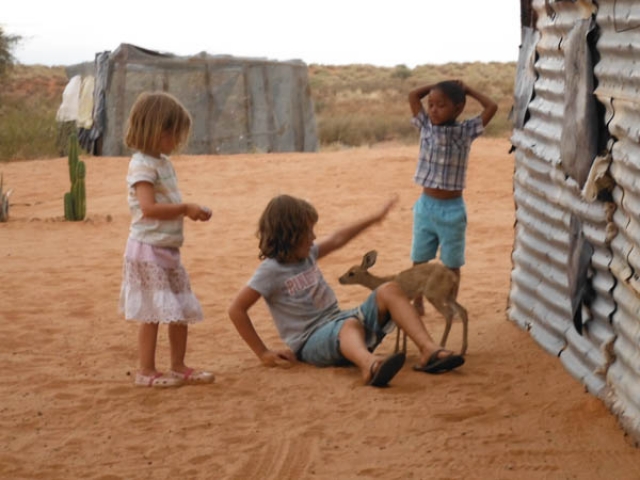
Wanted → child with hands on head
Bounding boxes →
[408,80,498,313]
[119,91,214,388]
[228,194,464,388]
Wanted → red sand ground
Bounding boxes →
[1,139,639,479]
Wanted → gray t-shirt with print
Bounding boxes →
[248,245,340,353]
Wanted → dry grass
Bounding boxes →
[0,65,68,161]
[0,62,516,161]
[310,62,516,146]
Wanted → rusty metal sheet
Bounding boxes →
[560,16,598,187]
[512,26,540,129]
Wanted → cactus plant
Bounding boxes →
[0,174,11,222]
[68,131,78,184]
[63,191,74,220]
[63,132,87,221]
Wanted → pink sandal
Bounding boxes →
[169,368,215,384]
[134,371,182,388]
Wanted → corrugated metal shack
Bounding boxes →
[65,43,318,156]
[511,0,640,444]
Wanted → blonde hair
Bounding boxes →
[124,92,192,154]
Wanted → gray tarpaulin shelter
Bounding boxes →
[64,43,318,156]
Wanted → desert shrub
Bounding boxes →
[0,96,60,161]
[318,111,415,146]
[0,27,21,81]
[0,65,67,161]
[392,64,412,81]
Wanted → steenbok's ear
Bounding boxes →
[362,250,378,269]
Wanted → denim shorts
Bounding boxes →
[411,193,466,268]
[298,291,395,367]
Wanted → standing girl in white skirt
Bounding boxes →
[120,92,214,388]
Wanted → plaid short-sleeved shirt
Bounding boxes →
[412,110,484,190]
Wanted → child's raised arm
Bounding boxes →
[460,81,498,127]
[408,84,436,117]
[228,286,297,367]
[317,195,398,259]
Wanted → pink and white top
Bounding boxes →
[126,152,184,248]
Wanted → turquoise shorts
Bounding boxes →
[298,291,395,367]
[411,193,466,268]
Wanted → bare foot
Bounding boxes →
[414,349,464,374]
[364,353,406,387]
[362,354,385,383]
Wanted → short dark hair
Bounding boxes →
[257,195,318,262]
[435,81,466,106]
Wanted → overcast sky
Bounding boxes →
[4,1,522,67]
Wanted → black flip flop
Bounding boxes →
[368,352,406,387]
[413,349,464,374]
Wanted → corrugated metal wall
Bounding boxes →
[510,0,640,444]
[594,0,640,446]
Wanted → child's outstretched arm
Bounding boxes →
[134,182,212,221]
[460,82,498,127]
[228,286,297,367]
[408,84,436,117]
[316,195,398,259]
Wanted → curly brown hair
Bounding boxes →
[257,195,318,263]
[124,91,192,155]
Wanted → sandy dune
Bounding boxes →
[1,138,639,479]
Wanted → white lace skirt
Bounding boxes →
[119,238,204,324]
